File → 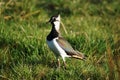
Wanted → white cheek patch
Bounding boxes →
[54,21,60,31]
[53,14,60,31]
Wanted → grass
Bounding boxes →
[0,0,120,80]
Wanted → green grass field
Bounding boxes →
[0,0,120,80]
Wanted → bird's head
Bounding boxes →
[48,14,60,31]
[48,14,60,23]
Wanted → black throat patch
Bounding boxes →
[47,24,59,41]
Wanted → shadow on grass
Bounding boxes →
[35,1,72,16]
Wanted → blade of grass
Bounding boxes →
[106,39,115,79]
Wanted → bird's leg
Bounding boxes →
[63,61,67,69]
[57,58,60,68]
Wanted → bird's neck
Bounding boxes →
[53,21,60,32]
[47,22,60,41]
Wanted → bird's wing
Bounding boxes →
[56,37,86,60]
[56,37,78,56]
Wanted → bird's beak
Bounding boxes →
[58,14,60,18]
[57,14,60,20]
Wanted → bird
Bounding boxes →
[46,14,86,68]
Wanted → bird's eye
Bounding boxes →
[52,17,55,20]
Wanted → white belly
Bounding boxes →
[47,38,69,59]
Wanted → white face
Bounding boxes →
[55,14,60,21]
[54,15,60,31]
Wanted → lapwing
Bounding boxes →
[46,14,86,68]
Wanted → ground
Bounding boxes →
[0,0,120,80]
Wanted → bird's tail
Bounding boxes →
[72,51,86,60]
